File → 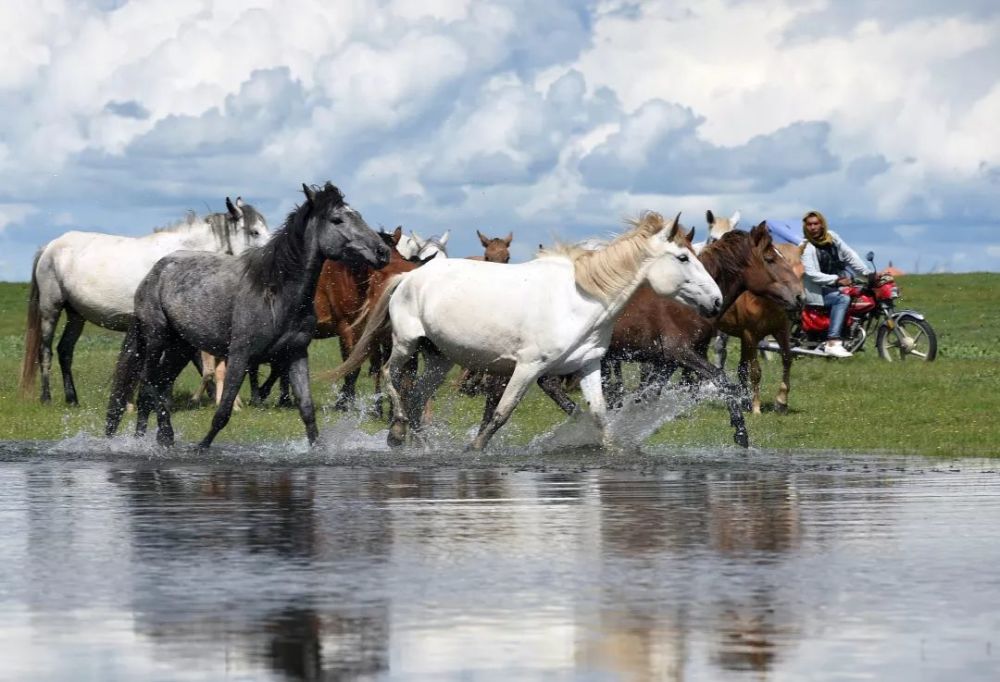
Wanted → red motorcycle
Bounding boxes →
[761,251,937,361]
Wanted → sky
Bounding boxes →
[1,0,998,280]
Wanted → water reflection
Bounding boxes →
[1,455,999,680]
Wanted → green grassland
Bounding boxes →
[0,274,997,455]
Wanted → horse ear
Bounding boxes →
[411,230,424,247]
[706,209,715,225]
[730,210,741,228]
[439,230,450,245]
[750,221,771,249]
[665,212,682,242]
[235,196,245,208]
[477,230,489,247]
[302,183,316,206]
[504,232,513,246]
[687,227,696,243]
[392,225,403,244]
[226,197,243,221]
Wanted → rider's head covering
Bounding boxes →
[802,210,833,246]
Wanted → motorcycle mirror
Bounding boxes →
[866,251,875,263]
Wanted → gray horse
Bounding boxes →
[105,182,391,448]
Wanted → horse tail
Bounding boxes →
[105,319,146,437]
[18,249,44,397]
[326,275,405,384]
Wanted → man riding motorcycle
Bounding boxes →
[801,210,872,358]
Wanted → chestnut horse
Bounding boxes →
[310,227,425,410]
[468,230,512,263]
[716,242,805,414]
[537,224,803,446]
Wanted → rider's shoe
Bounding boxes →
[824,341,853,358]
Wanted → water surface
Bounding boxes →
[1,441,998,681]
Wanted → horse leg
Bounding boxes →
[333,336,358,412]
[468,363,542,451]
[134,334,168,440]
[405,346,453,440]
[213,357,241,411]
[578,360,609,442]
[284,351,319,445]
[600,356,624,409]
[191,352,214,405]
[774,324,793,414]
[676,348,749,448]
[713,332,729,369]
[737,331,762,414]
[37,307,61,404]
[55,308,85,405]
[537,375,578,416]
[277,370,293,408]
[150,346,191,447]
[199,352,250,449]
[481,373,510,432]
[382,340,419,447]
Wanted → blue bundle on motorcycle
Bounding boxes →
[764,220,801,245]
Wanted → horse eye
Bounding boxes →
[332,217,344,225]
[677,254,689,263]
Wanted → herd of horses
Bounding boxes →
[18,183,806,451]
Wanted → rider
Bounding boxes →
[801,210,872,358]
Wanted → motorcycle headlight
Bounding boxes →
[890,286,900,299]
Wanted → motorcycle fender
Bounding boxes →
[885,309,925,330]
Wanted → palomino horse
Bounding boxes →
[694,209,740,254]
[190,352,243,411]
[105,183,390,448]
[331,212,722,451]
[716,242,806,414]
[538,224,804,447]
[20,198,270,404]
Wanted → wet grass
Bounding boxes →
[0,274,997,456]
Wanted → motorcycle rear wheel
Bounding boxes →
[875,316,937,361]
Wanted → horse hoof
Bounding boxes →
[387,420,407,447]
[774,402,788,415]
[734,430,750,448]
[332,397,352,413]
[156,434,174,447]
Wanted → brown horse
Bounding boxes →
[457,230,515,396]
[536,223,804,446]
[716,242,805,414]
[467,230,513,263]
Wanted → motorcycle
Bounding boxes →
[760,251,937,361]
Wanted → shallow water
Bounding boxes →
[1,440,999,681]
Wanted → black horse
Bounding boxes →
[106,182,391,448]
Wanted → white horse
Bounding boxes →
[332,211,722,451]
[20,198,270,404]
[397,229,449,260]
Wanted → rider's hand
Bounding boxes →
[836,277,852,286]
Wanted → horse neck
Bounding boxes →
[698,241,750,314]
[166,217,229,252]
[284,221,327,312]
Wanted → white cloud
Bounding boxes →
[894,225,928,239]
[0,203,37,233]
[986,245,1000,258]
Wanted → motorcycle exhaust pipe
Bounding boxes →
[757,340,829,358]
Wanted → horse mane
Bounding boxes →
[697,230,752,281]
[153,205,263,246]
[540,211,667,302]
[240,184,342,293]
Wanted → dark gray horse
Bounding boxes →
[105,182,391,448]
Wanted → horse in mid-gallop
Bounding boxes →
[20,198,269,404]
[716,242,806,414]
[105,183,390,448]
[537,223,804,447]
[331,212,722,451]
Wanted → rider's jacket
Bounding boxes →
[801,230,872,307]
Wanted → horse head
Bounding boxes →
[644,212,722,316]
[741,222,805,311]
[477,230,512,263]
[303,182,390,269]
[217,196,270,255]
[412,230,449,261]
[706,209,740,244]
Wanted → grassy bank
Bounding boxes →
[0,274,997,456]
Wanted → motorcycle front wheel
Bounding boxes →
[875,316,937,361]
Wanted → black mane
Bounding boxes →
[241,183,344,292]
